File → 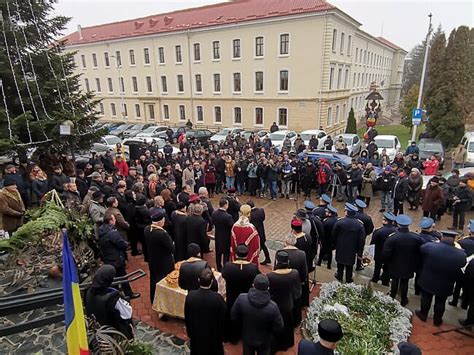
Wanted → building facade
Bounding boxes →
[64,0,406,134]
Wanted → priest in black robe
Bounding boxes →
[144,211,175,303]
[186,203,209,253]
[179,243,217,291]
[185,268,226,355]
[222,244,260,342]
[171,202,188,261]
[212,197,234,271]
[292,219,313,288]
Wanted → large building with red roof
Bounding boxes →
[63,0,406,133]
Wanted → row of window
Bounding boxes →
[84,70,290,95]
[326,103,347,127]
[328,65,390,91]
[80,34,290,69]
[98,102,288,126]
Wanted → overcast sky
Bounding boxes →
[55,0,473,52]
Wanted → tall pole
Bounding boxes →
[411,13,432,143]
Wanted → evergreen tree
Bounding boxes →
[400,84,419,128]
[345,107,357,134]
[0,0,101,157]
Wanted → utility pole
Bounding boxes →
[411,13,433,143]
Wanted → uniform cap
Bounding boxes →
[419,217,434,229]
[253,274,269,291]
[345,203,358,214]
[327,205,338,214]
[321,194,332,204]
[318,319,343,342]
[396,214,412,226]
[383,211,396,222]
[355,199,367,209]
[303,200,316,210]
[440,230,458,239]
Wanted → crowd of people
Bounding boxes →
[0,124,473,355]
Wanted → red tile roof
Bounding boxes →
[62,0,335,45]
[376,36,406,52]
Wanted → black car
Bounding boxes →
[186,129,213,143]
[418,138,445,169]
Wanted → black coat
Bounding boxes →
[144,226,175,303]
[179,258,215,291]
[295,233,313,272]
[98,224,128,269]
[459,237,474,257]
[250,207,266,242]
[393,176,409,200]
[171,211,188,261]
[226,196,241,222]
[312,206,327,220]
[212,209,234,255]
[355,211,374,237]
[332,216,365,266]
[453,185,473,211]
[419,240,466,297]
[185,288,226,355]
[298,340,335,355]
[222,261,260,311]
[186,215,209,253]
[322,216,337,250]
[382,228,423,279]
[370,223,397,262]
[49,173,69,193]
[283,247,309,309]
[231,288,284,348]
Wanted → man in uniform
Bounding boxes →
[418,217,441,243]
[383,215,423,306]
[415,230,467,326]
[354,199,374,271]
[317,205,338,269]
[332,203,365,283]
[312,194,332,220]
[298,319,343,355]
[370,212,397,285]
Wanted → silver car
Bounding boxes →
[332,133,362,157]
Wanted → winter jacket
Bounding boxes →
[393,176,409,200]
[347,168,362,187]
[361,168,376,197]
[376,172,396,192]
[104,207,130,239]
[98,223,128,269]
[0,188,25,233]
[114,160,129,177]
[422,185,444,214]
[452,185,473,211]
[423,159,439,176]
[32,179,49,200]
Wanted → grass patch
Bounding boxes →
[358,124,425,149]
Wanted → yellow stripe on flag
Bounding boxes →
[66,283,89,355]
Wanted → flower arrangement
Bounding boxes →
[304,282,412,354]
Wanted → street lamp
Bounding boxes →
[110,55,126,122]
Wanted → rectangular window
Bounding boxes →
[92,53,97,67]
[327,107,332,126]
[144,48,150,64]
[233,73,241,92]
[175,45,182,63]
[129,49,135,65]
[119,77,125,93]
[278,108,288,126]
[107,78,113,92]
[212,41,220,60]
[214,106,222,123]
[146,76,152,93]
[234,107,242,124]
[163,105,170,120]
[347,35,352,55]
[81,54,86,68]
[161,76,168,93]
[135,103,141,118]
[355,48,358,62]
[332,29,337,51]
[104,52,110,67]
[329,67,335,90]
[122,103,128,117]
[280,34,289,55]
[255,36,264,57]
[177,75,184,92]
[340,32,345,54]
[111,103,116,117]
[344,69,349,88]
[196,105,203,122]
[84,78,90,91]
[233,39,241,59]
[193,43,201,61]
[255,107,264,126]
[132,76,138,92]
[357,73,361,87]
[342,104,347,121]
[337,68,342,89]
[195,74,202,93]
[213,73,221,93]
[148,104,155,120]
[115,50,122,66]
[255,71,264,92]
[179,105,186,121]
[353,73,356,87]
[99,102,104,115]
[279,70,289,91]
[335,105,339,123]
[95,78,101,92]
[158,47,165,64]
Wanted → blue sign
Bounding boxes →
[412,108,422,125]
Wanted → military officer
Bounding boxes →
[317,205,338,269]
[332,203,365,283]
[354,199,374,271]
[418,217,442,243]
[312,194,332,220]
[383,214,423,306]
[370,211,397,285]
[304,200,324,272]
[415,230,467,326]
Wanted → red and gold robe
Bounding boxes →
[230,217,260,266]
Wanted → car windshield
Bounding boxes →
[343,137,353,145]
[129,125,142,130]
[104,136,122,145]
[375,139,394,148]
[269,132,286,141]
[217,128,232,135]
[300,133,316,141]
[419,141,442,151]
[258,131,267,137]
[142,126,158,133]
[468,142,474,153]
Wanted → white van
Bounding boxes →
[373,135,402,160]
[461,132,474,166]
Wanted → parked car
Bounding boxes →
[298,150,352,169]
[242,130,269,140]
[171,126,187,143]
[109,123,134,137]
[418,138,445,169]
[373,135,402,160]
[331,133,362,157]
[461,132,474,167]
[300,130,328,150]
[122,124,154,138]
[135,126,169,141]
[422,167,474,199]
[268,130,297,150]
[186,129,213,143]
[210,127,245,143]
[92,135,122,153]
[122,138,180,155]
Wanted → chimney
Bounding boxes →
[77,25,83,40]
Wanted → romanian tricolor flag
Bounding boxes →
[63,232,90,355]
